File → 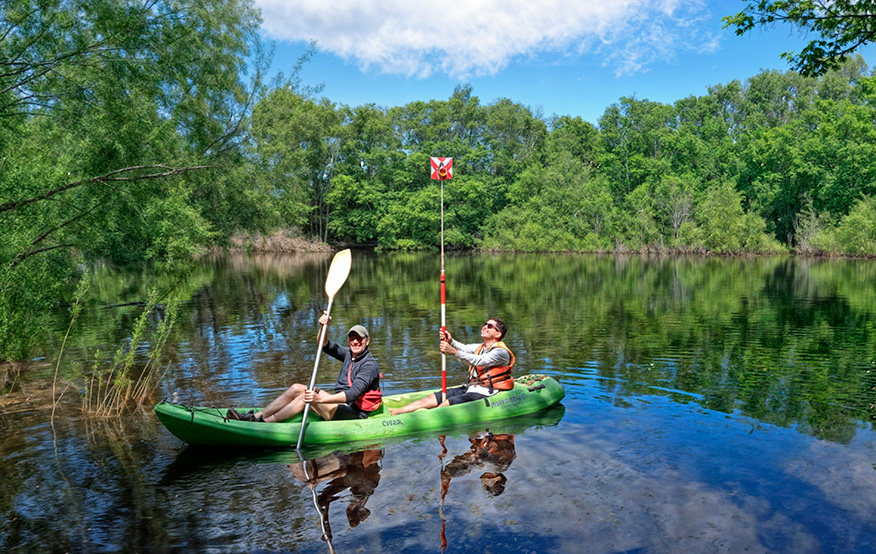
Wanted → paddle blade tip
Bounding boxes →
[325,249,352,296]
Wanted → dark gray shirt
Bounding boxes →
[323,340,380,405]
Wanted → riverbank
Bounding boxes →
[223,230,332,253]
[225,232,876,258]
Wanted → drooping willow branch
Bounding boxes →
[0,164,212,214]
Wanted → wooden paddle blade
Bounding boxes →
[324,249,351,298]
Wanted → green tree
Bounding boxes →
[483,98,547,179]
[484,152,614,252]
[693,182,785,253]
[832,195,876,255]
[251,89,344,241]
[599,97,674,197]
[0,0,267,360]
[724,1,876,76]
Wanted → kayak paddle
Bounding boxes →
[297,248,352,450]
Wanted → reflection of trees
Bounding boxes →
[38,251,876,442]
[175,252,876,441]
[0,414,168,552]
[345,253,876,443]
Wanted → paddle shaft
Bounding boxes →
[297,298,333,450]
[295,249,351,450]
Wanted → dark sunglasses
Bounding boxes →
[482,322,498,331]
[348,334,367,343]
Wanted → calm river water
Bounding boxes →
[2,252,876,553]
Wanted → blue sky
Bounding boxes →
[255,0,828,125]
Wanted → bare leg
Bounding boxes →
[390,393,441,415]
[270,398,340,422]
[256,383,306,421]
[266,393,308,422]
[309,402,340,421]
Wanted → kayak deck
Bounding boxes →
[154,374,565,448]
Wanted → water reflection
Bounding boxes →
[438,430,518,552]
[441,431,516,498]
[6,253,876,552]
[289,448,384,539]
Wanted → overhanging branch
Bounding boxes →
[0,164,213,214]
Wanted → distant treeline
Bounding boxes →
[2,1,876,361]
[254,60,876,257]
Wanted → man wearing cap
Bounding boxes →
[245,312,381,423]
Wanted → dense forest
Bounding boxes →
[2,0,876,362]
[249,62,876,257]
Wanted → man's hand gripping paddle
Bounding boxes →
[296,249,352,450]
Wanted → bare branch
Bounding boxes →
[0,164,213,214]
[26,199,106,249]
[12,244,78,266]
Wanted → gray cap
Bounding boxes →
[348,325,369,339]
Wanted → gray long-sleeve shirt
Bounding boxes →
[450,340,510,369]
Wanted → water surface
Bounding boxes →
[2,252,875,553]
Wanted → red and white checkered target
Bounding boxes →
[430,157,453,180]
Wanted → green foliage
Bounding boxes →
[251,88,342,239]
[0,253,69,361]
[0,0,267,361]
[4,0,876,364]
[376,186,441,250]
[143,182,216,270]
[621,186,662,249]
[483,151,615,252]
[247,57,876,258]
[481,209,583,252]
[83,288,180,416]
[694,182,786,254]
[723,1,876,76]
[831,196,876,255]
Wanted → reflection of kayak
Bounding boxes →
[154,374,565,448]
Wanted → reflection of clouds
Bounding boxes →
[476,439,819,552]
[379,427,826,553]
[785,437,876,523]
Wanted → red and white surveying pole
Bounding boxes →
[431,157,453,396]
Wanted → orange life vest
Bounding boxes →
[469,341,515,391]
[347,357,382,412]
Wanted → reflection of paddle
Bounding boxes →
[438,435,448,553]
[297,249,352,450]
[300,455,336,554]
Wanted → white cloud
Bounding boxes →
[255,0,719,78]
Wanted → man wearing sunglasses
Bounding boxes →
[230,312,381,423]
[389,318,515,415]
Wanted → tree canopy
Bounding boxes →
[723,1,876,76]
[3,1,876,362]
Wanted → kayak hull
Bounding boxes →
[154,374,565,448]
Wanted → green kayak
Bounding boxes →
[154,374,564,448]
